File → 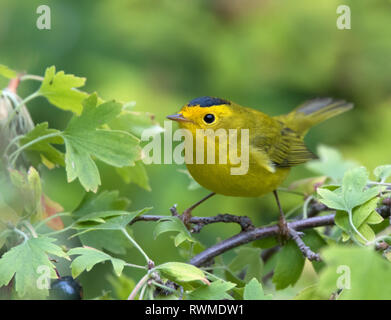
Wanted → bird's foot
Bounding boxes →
[277,216,290,244]
[180,208,193,229]
[170,204,193,229]
[277,215,319,260]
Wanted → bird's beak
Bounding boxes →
[166,113,191,122]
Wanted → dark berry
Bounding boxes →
[49,276,82,300]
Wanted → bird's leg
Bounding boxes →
[181,192,216,227]
[273,190,290,243]
[273,190,320,261]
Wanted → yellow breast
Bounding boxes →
[185,131,290,197]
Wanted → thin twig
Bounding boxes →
[289,228,320,261]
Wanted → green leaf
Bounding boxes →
[243,278,272,300]
[72,208,150,237]
[156,262,208,285]
[115,161,151,191]
[316,245,391,299]
[0,237,67,298]
[78,230,131,256]
[72,191,131,254]
[316,188,346,211]
[38,66,88,114]
[227,247,263,283]
[335,197,382,243]
[20,123,64,167]
[341,167,379,211]
[0,64,17,79]
[68,246,126,278]
[317,167,380,213]
[374,165,391,182]
[63,94,141,192]
[317,167,380,243]
[253,236,278,249]
[154,216,196,247]
[177,238,205,260]
[306,145,357,183]
[365,210,384,225]
[76,210,130,224]
[272,240,305,290]
[187,280,236,300]
[73,190,130,218]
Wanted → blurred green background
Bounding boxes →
[1,0,391,298]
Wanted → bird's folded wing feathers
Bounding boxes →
[250,127,317,170]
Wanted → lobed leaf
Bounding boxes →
[154,216,196,247]
[68,246,126,278]
[0,237,68,298]
[63,94,141,192]
[38,66,88,114]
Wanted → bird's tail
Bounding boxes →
[275,98,353,135]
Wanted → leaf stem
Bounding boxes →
[35,212,71,231]
[138,283,148,300]
[42,224,74,236]
[13,228,29,243]
[4,135,24,156]
[127,273,150,300]
[20,74,44,82]
[23,221,38,238]
[124,263,148,270]
[347,209,368,244]
[5,91,40,126]
[150,280,177,294]
[8,132,62,167]
[121,227,153,265]
[368,181,391,187]
[302,196,314,219]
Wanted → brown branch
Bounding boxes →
[131,213,255,232]
[190,214,335,267]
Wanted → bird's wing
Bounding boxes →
[250,126,317,170]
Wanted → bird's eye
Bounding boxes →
[203,114,215,124]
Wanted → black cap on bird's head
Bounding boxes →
[186,96,231,108]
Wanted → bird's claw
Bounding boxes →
[180,209,193,229]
